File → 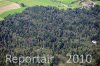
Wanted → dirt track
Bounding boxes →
[0,3,21,14]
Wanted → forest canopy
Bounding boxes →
[0,5,100,66]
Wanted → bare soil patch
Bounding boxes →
[0,3,21,14]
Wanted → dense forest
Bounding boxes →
[0,5,100,66]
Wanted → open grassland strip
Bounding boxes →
[10,0,67,9]
[0,3,21,14]
[0,0,99,21]
[0,0,12,7]
[95,1,100,5]
[0,0,68,20]
[0,17,3,21]
[0,7,25,18]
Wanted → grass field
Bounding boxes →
[95,1,100,6]
[0,7,25,18]
[10,0,67,8]
[57,0,75,4]
[0,0,12,7]
[0,0,22,20]
[0,0,67,20]
[0,0,100,21]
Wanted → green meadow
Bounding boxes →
[0,0,12,7]
[0,0,67,20]
[0,7,25,18]
[0,0,100,20]
[10,0,65,7]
